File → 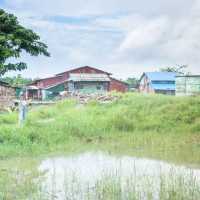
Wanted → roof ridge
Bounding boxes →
[56,66,112,76]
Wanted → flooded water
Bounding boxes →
[39,152,200,200]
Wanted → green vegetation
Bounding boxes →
[68,173,200,200]
[1,162,199,200]
[160,64,189,75]
[0,93,199,166]
[0,74,32,87]
[0,93,200,199]
[125,77,139,88]
[0,9,49,76]
[0,161,43,200]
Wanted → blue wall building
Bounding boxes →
[139,72,176,95]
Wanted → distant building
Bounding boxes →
[0,81,16,110]
[25,66,128,100]
[139,72,176,95]
[176,75,200,96]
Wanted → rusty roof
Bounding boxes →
[68,73,110,82]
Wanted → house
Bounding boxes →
[176,75,200,96]
[139,72,176,95]
[0,81,16,110]
[25,66,128,100]
[109,78,129,92]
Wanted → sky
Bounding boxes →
[1,0,200,79]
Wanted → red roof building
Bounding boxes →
[26,66,128,100]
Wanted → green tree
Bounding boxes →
[0,9,50,76]
[125,77,139,88]
[0,74,32,87]
[160,65,188,75]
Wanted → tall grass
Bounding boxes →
[1,167,199,200]
[86,173,200,200]
[0,165,44,200]
[0,93,199,164]
[1,158,199,200]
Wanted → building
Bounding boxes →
[25,66,128,100]
[109,78,129,92]
[139,72,176,95]
[176,75,200,96]
[0,81,16,110]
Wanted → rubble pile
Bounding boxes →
[0,98,15,112]
[60,92,121,104]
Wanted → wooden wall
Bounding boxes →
[109,78,128,93]
[0,85,15,110]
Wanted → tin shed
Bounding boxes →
[25,66,128,100]
[139,72,176,95]
[176,75,200,96]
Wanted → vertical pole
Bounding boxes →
[19,99,28,127]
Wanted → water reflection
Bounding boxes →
[39,152,200,200]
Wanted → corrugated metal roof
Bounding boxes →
[151,83,175,91]
[56,66,112,76]
[44,80,67,89]
[68,73,110,82]
[146,72,176,81]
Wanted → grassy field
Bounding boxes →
[0,93,200,165]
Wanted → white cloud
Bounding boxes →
[119,17,169,51]
[116,0,200,75]
[2,0,200,79]
[5,0,195,17]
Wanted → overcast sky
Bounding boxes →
[1,0,200,79]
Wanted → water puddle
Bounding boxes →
[39,152,200,199]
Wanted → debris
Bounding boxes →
[60,92,121,104]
